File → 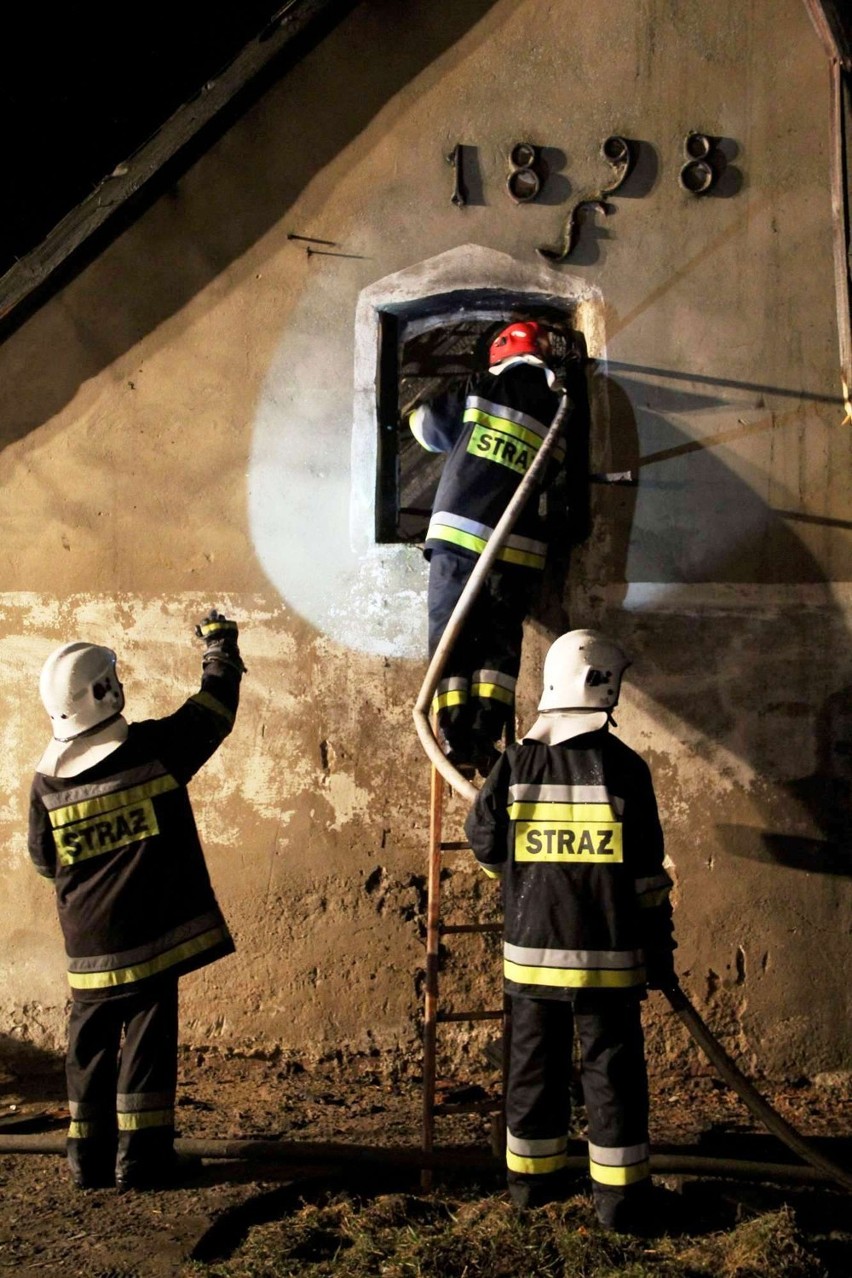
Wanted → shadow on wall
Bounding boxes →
[0,0,845,1046]
[0,0,509,452]
[532,361,852,886]
[0,1034,64,1094]
[722,682,852,877]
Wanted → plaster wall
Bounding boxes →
[1,0,850,1081]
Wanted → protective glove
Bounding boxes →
[644,951,679,993]
[195,610,247,675]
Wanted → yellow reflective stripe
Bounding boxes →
[49,775,178,829]
[498,543,545,569]
[191,690,235,727]
[69,1120,108,1140]
[408,407,442,452]
[427,511,545,559]
[432,688,467,711]
[464,406,546,450]
[509,802,619,822]
[117,1109,174,1132]
[429,522,487,555]
[589,1158,650,1187]
[478,864,503,879]
[471,681,515,705]
[198,619,237,638]
[67,925,230,991]
[427,523,545,570]
[506,1149,569,1175]
[504,959,644,989]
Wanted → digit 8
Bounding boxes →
[679,132,717,195]
[507,142,542,204]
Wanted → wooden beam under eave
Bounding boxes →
[802,0,852,70]
[0,0,354,334]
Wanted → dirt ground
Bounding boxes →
[2,1042,852,1278]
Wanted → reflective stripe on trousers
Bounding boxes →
[66,979,179,1183]
[471,668,516,707]
[505,995,650,1206]
[432,676,468,714]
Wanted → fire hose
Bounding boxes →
[1,399,848,1195]
[411,391,852,1196]
[0,1130,846,1188]
[412,391,573,803]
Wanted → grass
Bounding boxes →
[182,1185,834,1278]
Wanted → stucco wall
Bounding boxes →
[1,0,850,1082]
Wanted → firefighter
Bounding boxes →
[409,319,569,773]
[464,629,678,1231]
[27,611,246,1192]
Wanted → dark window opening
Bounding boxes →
[375,296,591,546]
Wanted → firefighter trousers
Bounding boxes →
[505,994,651,1226]
[66,978,179,1186]
[427,549,537,751]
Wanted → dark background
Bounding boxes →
[0,3,293,276]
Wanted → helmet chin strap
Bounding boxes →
[540,706,615,719]
[55,709,124,744]
[489,353,553,380]
[526,707,611,745]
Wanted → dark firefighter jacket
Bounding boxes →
[412,361,566,571]
[28,661,240,1002]
[464,729,675,999]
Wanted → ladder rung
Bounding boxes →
[439,840,470,852]
[433,1097,502,1116]
[441,922,502,935]
[437,1009,503,1023]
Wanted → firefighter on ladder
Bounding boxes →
[409,319,569,774]
[27,611,245,1192]
[464,629,678,1231]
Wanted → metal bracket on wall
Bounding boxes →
[446,144,468,207]
[538,135,635,263]
[590,470,636,485]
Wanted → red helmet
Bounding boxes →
[489,320,545,366]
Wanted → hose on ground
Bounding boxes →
[664,984,852,1194]
[0,1130,845,1188]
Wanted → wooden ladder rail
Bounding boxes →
[422,763,505,1189]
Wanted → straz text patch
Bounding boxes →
[56,797,159,865]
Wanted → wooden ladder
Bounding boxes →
[421,763,506,1188]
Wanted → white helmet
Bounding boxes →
[538,629,630,713]
[39,642,125,741]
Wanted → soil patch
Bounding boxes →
[1,1048,851,1276]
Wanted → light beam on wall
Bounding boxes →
[248,245,603,657]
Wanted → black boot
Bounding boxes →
[116,1150,202,1193]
